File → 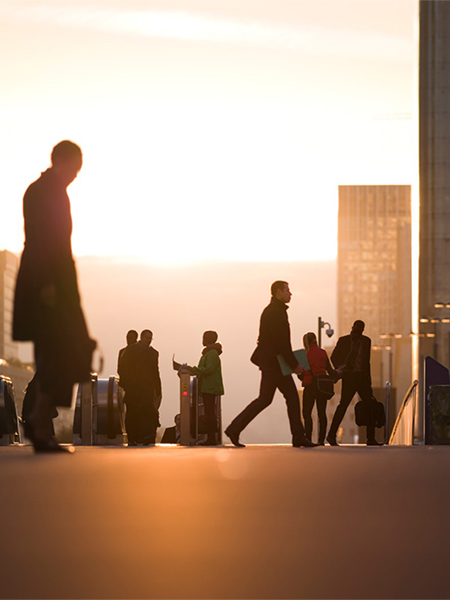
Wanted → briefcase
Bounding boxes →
[355,397,386,428]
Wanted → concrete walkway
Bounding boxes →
[0,444,448,599]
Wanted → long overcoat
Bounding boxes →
[13,168,94,404]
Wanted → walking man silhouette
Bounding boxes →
[326,320,382,446]
[225,281,317,448]
[13,140,95,453]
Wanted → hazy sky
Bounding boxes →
[1,1,418,443]
[1,0,417,264]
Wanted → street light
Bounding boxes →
[380,332,404,339]
[409,331,435,338]
[419,316,449,324]
[317,317,334,348]
[434,302,450,309]
[418,316,442,359]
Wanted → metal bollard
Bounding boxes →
[176,363,223,446]
[179,368,192,446]
[73,375,127,445]
[73,374,97,445]
[0,376,22,445]
[95,377,127,445]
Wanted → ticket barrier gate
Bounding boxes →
[0,376,22,445]
[178,368,222,446]
[73,375,127,445]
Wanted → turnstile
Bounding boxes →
[0,376,22,445]
[73,375,127,445]
[178,369,222,446]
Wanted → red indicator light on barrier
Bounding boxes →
[183,391,188,396]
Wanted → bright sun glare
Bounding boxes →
[68,102,339,264]
[1,1,415,266]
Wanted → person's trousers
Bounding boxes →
[328,372,375,441]
[202,393,218,444]
[302,382,328,443]
[125,389,157,444]
[34,340,74,408]
[227,369,306,442]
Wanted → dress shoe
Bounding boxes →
[366,439,384,446]
[26,418,73,453]
[224,427,245,447]
[326,434,339,446]
[143,437,156,446]
[33,438,75,453]
[293,436,319,448]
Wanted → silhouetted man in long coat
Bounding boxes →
[119,329,162,445]
[13,140,95,452]
[117,329,138,373]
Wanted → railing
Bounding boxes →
[384,381,391,444]
[389,380,419,445]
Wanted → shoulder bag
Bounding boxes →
[315,375,335,400]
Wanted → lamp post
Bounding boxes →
[317,317,334,348]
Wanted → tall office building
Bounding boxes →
[337,185,412,398]
[0,250,19,360]
[419,1,450,369]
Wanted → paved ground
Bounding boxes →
[0,444,449,600]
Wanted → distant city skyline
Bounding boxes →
[336,185,412,433]
[0,250,19,361]
[1,0,417,264]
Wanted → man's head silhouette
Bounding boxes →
[51,140,82,186]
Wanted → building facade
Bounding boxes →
[335,185,412,442]
[418,1,450,370]
[0,250,19,361]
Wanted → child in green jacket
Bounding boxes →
[190,330,224,446]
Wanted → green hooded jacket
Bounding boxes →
[191,343,224,396]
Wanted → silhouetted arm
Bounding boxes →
[366,338,372,384]
[330,337,348,371]
[325,355,338,379]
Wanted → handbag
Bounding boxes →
[355,397,386,428]
[315,375,335,400]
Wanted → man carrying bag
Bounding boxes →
[326,320,383,446]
